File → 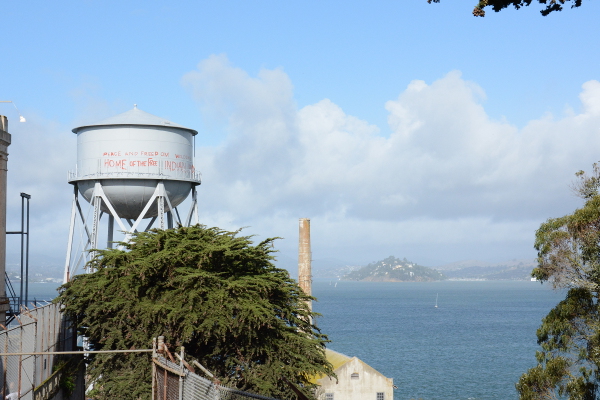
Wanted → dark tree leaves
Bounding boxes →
[57,225,333,400]
[427,0,584,17]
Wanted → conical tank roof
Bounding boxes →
[72,105,198,135]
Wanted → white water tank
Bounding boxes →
[68,106,200,219]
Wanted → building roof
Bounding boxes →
[71,105,198,135]
[324,349,353,371]
[309,349,352,384]
[310,348,393,385]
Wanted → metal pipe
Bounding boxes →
[24,194,30,307]
[19,194,24,308]
[0,349,153,356]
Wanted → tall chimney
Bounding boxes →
[298,218,312,310]
[0,116,11,327]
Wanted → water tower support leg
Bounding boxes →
[73,243,91,275]
[144,216,157,232]
[107,215,114,249]
[184,202,193,227]
[161,187,178,229]
[90,195,101,254]
[124,184,162,242]
[193,188,199,225]
[75,196,93,244]
[70,194,96,276]
[93,183,128,233]
[63,186,78,283]
[174,208,182,226]
[158,196,165,230]
[163,186,175,214]
[90,183,103,252]
[184,187,198,227]
[157,183,165,231]
[122,181,179,241]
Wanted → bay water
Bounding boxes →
[312,280,566,400]
[21,282,62,304]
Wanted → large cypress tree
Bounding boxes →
[516,164,600,399]
[58,225,332,400]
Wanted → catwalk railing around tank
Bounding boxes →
[67,165,202,184]
[67,169,202,184]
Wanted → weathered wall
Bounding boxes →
[316,357,394,400]
[35,356,85,400]
[0,116,11,327]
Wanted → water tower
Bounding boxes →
[63,106,201,282]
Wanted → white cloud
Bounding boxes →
[7,56,600,271]
[183,56,600,265]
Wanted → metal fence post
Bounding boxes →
[178,346,184,400]
[152,338,156,400]
[17,320,22,398]
[32,308,38,395]
[2,325,7,398]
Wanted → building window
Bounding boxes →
[325,393,334,400]
[376,392,384,400]
[351,373,359,380]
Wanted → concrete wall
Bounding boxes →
[316,357,394,400]
[0,116,11,327]
[35,356,86,400]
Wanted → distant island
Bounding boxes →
[342,256,446,282]
[307,257,536,281]
[436,259,536,281]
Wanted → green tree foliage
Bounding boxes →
[427,0,584,17]
[57,225,333,400]
[516,164,600,399]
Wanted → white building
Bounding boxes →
[314,349,395,400]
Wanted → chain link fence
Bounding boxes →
[153,356,281,400]
[0,302,76,400]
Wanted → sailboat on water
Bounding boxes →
[435,293,438,308]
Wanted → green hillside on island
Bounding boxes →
[342,256,446,282]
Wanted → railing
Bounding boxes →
[67,169,202,183]
[0,302,77,400]
[153,352,281,400]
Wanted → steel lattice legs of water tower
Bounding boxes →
[63,181,199,283]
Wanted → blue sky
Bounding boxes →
[2,1,600,272]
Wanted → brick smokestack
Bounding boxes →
[0,116,11,327]
[298,218,312,311]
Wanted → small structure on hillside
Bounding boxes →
[314,349,395,400]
